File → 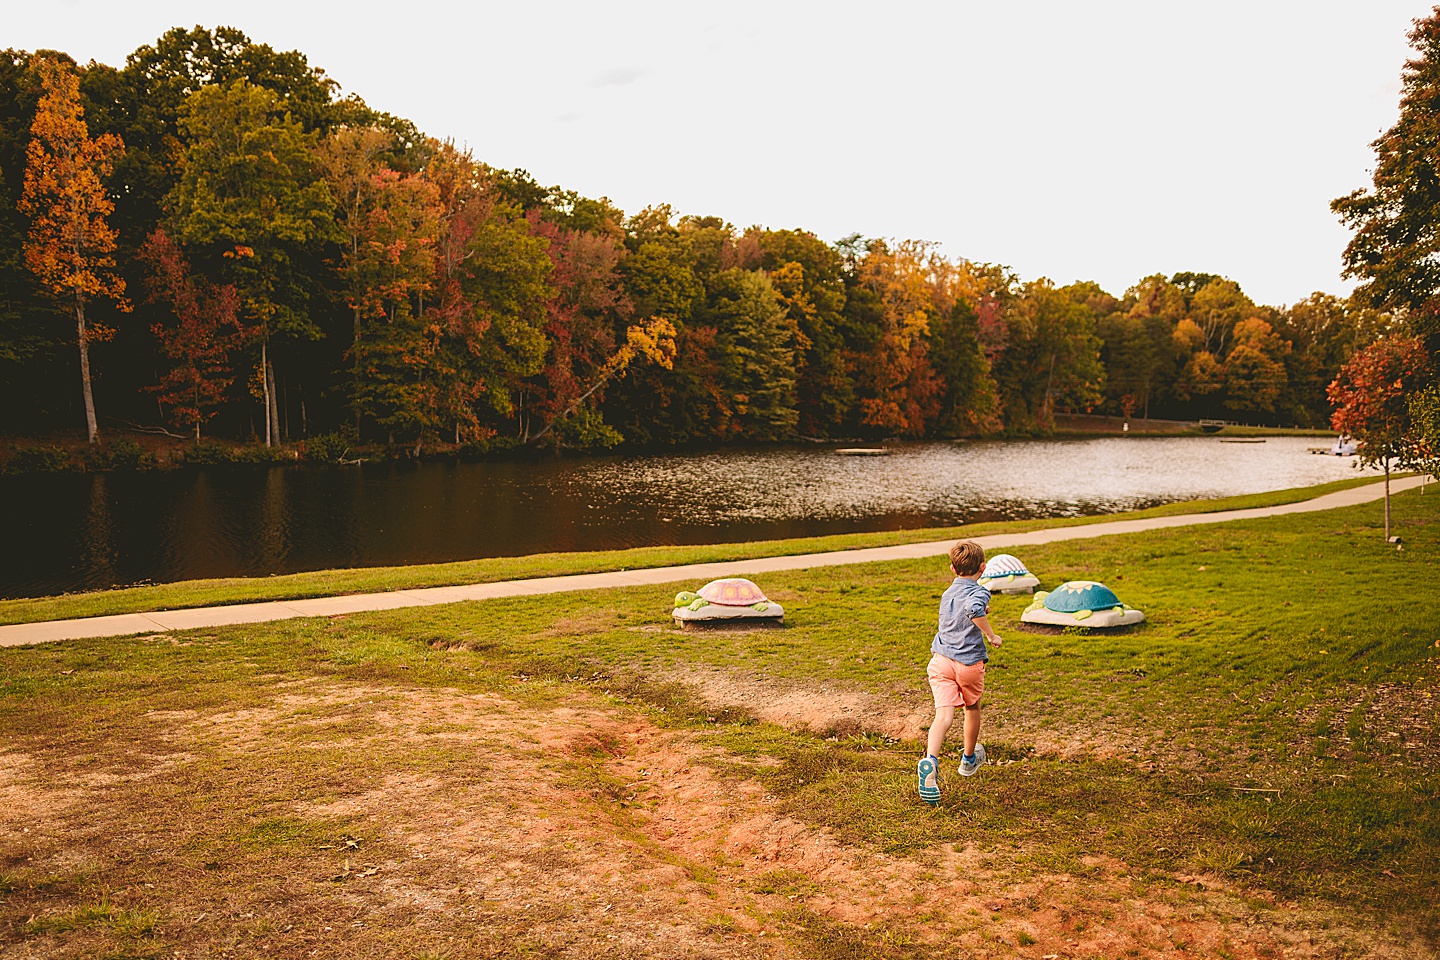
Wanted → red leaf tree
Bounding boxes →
[139,229,247,439]
[1328,334,1431,539]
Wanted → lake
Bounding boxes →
[1,436,1369,599]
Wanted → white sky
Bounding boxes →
[10,1,1428,306]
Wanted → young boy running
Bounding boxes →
[917,540,1003,804]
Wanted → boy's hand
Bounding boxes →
[987,634,1003,648]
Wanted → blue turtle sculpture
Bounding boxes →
[1021,580,1144,628]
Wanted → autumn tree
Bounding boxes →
[607,205,715,445]
[844,239,943,437]
[757,228,853,436]
[105,27,340,261]
[1099,275,1183,420]
[1328,335,1431,539]
[420,144,553,443]
[1223,317,1290,414]
[1276,293,1400,425]
[321,125,443,442]
[1333,8,1440,356]
[526,216,632,447]
[18,56,128,443]
[1188,278,1253,357]
[703,269,799,440]
[530,316,676,444]
[166,79,334,446]
[138,228,245,439]
[990,279,1104,431]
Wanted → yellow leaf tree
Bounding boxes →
[18,57,129,443]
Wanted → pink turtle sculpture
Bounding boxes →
[671,578,784,628]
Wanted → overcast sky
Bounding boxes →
[9,1,1429,305]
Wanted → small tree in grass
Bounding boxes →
[1327,335,1431,540]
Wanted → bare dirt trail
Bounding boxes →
[3,677,1429,959]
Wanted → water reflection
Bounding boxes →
[1,437,1369,598]
[79,472,117,586]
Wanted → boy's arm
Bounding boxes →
[972,614,1003,648]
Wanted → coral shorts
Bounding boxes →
[927,654,986,709]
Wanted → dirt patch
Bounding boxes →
[651,665,1153,764]
[656,664,931,740]
[1,680,1431,959]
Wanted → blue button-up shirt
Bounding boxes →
[931,577,992,665]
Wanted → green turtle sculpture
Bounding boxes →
[1021,580,1144,628]
[671,578,784,628]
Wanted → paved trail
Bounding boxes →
[2,475,1423,647]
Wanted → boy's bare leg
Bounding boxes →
[927,706,956,758]
[963,704,981,755]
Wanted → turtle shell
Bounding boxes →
[696,578,769,606]
[1042,581,1123,613]
[979,554,1030,580]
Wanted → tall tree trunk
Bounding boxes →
[352,306,363,435]
[264,346,280,448]
[1042,354,1056,428]
[75,289,98,443]
[261,338,272,447]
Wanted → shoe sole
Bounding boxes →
[917,758,940,805]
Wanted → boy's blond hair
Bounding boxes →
[949,540,985,577]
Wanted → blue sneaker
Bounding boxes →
[917,756,940,804]
[958,743,987,777]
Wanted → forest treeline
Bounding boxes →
[0,28,1416,453]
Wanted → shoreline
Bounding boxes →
[0,421,1341,477]
[0,473,1414,637]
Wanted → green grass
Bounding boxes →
[1208,425,1338,437]
[2,484,1435,948]
[0,474,1391,627]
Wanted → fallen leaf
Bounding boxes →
[60,669,74,676]
[1382,869,1397,878]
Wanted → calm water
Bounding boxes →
[2,437,1370,599]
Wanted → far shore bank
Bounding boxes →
[0,418,1340,477]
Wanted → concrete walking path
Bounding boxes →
[1,475,1424,648]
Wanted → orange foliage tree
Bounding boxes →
[18,57,129,443]
[1328,334,1430,540]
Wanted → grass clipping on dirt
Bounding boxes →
[0,474,1392,626]
[1,487,1436,958]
